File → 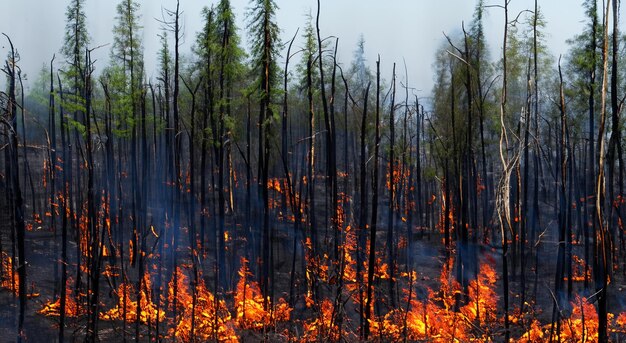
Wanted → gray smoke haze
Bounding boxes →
[1,0,588,96]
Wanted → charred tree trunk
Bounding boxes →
[595,3,611,341]
[586,0,598,295]
[84,49,103,343]
[306,55,318,301]
[357,82,371,339]
[496,3,511,340]
[2,34,27,343]
[364,57,381,340]
[386,64,397,307]
[58,74,70,343]
[607,0,622,267]
[551,59,567,340]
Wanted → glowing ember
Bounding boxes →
[460,262,498,325]
[516,319,545,342]
[369,257,500,342]
[301,299,344,342]
[169,272,238,342]
[100,272,163,324]
[167,266,192,315]
[1,252,18,294]
[559,295,600,342]
[38,277,81,317]
[565,255,591,282]
[514,295,626,342]
[234,257,291,329]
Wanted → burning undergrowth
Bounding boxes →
[11,173,624,342]
[0,161,605,343]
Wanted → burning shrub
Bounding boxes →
[170,277,238,342]
[38,277,82,318]
[234,257,292,330]
[0,252,18,294]
[560,295,601,342]
[369,258,500,342]
[301,299,344,342]
[460,263,499,325]
[100,272,163,325]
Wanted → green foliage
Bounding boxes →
[100,65,134,138]
[246,0,281,103]
[504,25,526,111]
[61,93,86,115]
[563,0,603,135]
[158,31,172,87]
[295,12,320,91]
[348,35,374,102]
[429,40,469,160]
[223,114,236,132]
[216,0,246,81]
[111,0,143,94]
[28,65,52,107]
[62,0,89,65]
[61,0,90,108]
[423,165,438,181]
[65,115,86,136]
[192,0,246,148]
[194,6,218,80]
[563,0,626,142]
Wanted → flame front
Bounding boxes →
[235,257,291,330]
[100,271,163,325]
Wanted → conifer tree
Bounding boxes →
[246,0,281,303]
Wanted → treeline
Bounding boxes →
[1,0,626,342]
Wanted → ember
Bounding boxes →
[100,272,163,324]
[302,299,344,342]
[0,252,17,294]
[38,277,81,317]
[235,257,291,329]
[169,269,238,342]
[4,0,626,341]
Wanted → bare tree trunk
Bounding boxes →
[495,3,511,340]
[2,34,27,343]
[57,74,71,343]
[306,55,318,301]
[595,2,611,341]
[84,49,104,343]
[607,0,622,268]
[357,82,371,339]
[587,0,598,293]
[365,57,381,340]
[551,58,568,340]
[386,63,397,307]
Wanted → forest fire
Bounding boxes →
[38,277,81,317]
[516,296,601,342]
[302,299,343,342]
[100,272,163,324]
[5,0,626,341]
[267,177,305,222]
[168,267,238,342]
[566,255,591,282]
[234,257,291,330]
[1,252,18,294]
[367,258,499,342]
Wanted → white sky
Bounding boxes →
[0,0,600,100]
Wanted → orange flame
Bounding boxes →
[302,299,343,342]
[1,252,18,295]
[38,277,81,317]
[100,272,164,325]
[234,257,291,330]
[169,267,238,342]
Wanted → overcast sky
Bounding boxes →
[0,0,604,99]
